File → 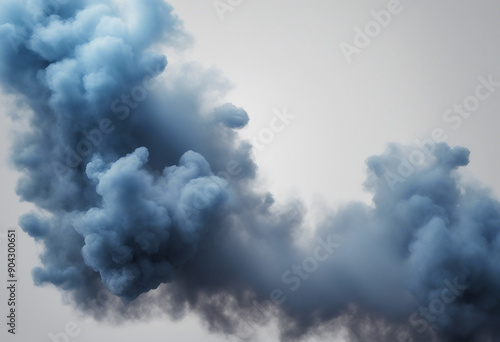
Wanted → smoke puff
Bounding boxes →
[19,214,49,239]
[73,147,229,299]
[212,103,249,129]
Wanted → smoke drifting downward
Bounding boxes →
[1,1,500,341]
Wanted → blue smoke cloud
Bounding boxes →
[1,1,500,341]
[74,147,230,299]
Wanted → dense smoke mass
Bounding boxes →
[1,1,500,341]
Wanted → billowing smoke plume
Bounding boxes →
[1,1,500,341]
